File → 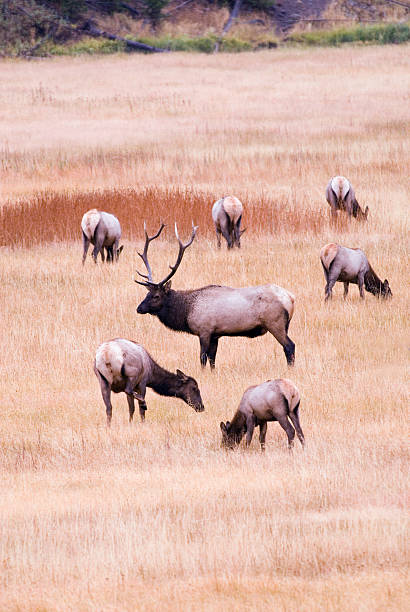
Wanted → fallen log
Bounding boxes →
[83,22,169,53]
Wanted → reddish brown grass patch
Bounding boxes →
[0,187,328,248]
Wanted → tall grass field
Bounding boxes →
[0,45,409,610]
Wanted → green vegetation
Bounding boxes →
[46,37,125,55]
[44,34,261,55]
[286,23,410,47]
[41,23,410,56]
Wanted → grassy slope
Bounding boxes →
[0,46,409,610]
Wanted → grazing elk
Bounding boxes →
[220,378,304,451]
[212,195,244,249]
[136,223,296,368]
[325,176,369,221]
[94,338,204,426]
[320,243,392,301]
[81,209,123,264]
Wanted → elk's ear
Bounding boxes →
[164,280,172,293]
[220,422,227,434]
[118,245,124,255]
[176,369,188,381]
[364,206,369,219]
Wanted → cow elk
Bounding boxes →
[220,378,304,451]
[212,195,244,249]
[94,338,204,426]
[136,223,296,368]
[320,243,392,301]
[81,209,123,264]
[325,176,369,221]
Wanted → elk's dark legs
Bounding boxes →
[267,323,295,367]
[92,236,104,263]
[126,393,135,422]
[245,415,256,447]
[199,335,211,368]
[207,336,219,369]
[99,378,113,426]
[125,381,146,422]
[325,263,342,300]
[106,246,113,263]
[221,227,233,249]
[259,421,267,452]
[343,282,349,298]
[283,338,295,366]
[358,273,365,298]
[234,216,242,248]
[288,404,305,447]
[127,392,147,422]
[82,233,90,265]
[325,277,338,300]
[215,228,222,248]
[277,415,295,449]
[137,399,147,421]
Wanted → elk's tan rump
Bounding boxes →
[81,209,100,240]
[331,176,350,202]
[221,196,243,223]
[320,243,339,271]
[95,339,150,387]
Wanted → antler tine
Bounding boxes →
[157,221,199,286]
[135,222,166,286]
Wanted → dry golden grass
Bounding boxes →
[0,45,409,610]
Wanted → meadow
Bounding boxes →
[0,45,409,610]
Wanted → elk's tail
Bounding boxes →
[320,243,338,271]
[331,176,350,204]
[81,209,100,240]
[279,379,300,413]
[222,196,243,224]
[95,341,124,385]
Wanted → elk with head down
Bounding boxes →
[94,338,204,426]
[220,378,304,451]
[212,195,244,249]
[81,209,123,264]
[325,176,369,221]
[135,223,296,369]
[320,243,392,301]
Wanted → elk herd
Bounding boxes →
[82,176,392,451]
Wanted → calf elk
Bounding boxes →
[320,243,392,300]
[220,378,304,451]
[94,338,204,425]
[136,223,296,368]
[81,209,123,264]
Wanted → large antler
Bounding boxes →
[135,222,165,286]
[157,222,199,286]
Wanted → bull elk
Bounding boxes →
[94,338,204,426]
[135,223,296,368]
[325,176,369,221]
[220,378,304,451]
[212,195,244,249]
[81,209,123,264]
[320,243,392,300]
